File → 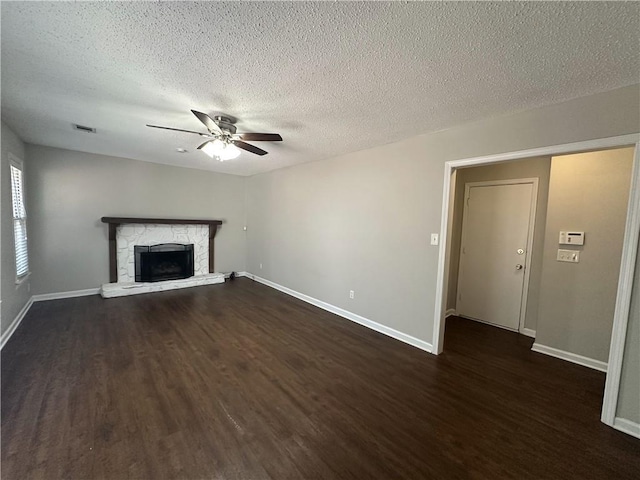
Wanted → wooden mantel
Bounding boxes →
[101,217,223,283]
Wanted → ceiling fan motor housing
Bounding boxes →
[214,116,237,135]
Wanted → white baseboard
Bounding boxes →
[0,297,34,349]
[445,308,457,318]
[520,328,537,338]
[613,417,640,439]
[1,278,259,350]
[32,288,100,302]
[1,287,102,349]
[245,272,432,353]
[531,342,607,372]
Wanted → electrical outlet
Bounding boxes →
[259,263,263,269]
[349,290,354,299]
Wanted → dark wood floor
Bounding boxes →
[2,278,639,479]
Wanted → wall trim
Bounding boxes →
[613,417,640,439]
[32,288,100,302]
[245,272,432,353]
[531,342,608,372]
[1,287,102,349]
[520,328,536,338]
[0,297,33,349]
[445,308,457,318]
[602,142,640,426]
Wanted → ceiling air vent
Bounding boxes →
[73,123,96,133]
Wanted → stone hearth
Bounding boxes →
[101,273,225,298]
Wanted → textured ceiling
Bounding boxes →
[1,1,639,176]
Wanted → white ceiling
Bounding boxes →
[1,2,638,176]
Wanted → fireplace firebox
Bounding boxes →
[134,244,194,282]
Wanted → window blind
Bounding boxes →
[10,164,29,278]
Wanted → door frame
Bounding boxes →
[431,133,640,432]
[457,178,539,334]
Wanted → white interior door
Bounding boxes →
[457,181,535,330]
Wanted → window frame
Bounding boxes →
[9,153,30,285]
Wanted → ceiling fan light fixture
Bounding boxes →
[149,109,280,159]
[201,139,240,161]
[201,139,224,157]
[219,143,241,161]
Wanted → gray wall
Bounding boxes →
[1,121,30,337]
[3,85,639,427]
[25,145,247,295]
[536,148,634,362]
[246,84,639,348]
[247,141,437,340]
[447,157,552,331]
[617,233,640,424]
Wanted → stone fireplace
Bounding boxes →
[100,217,225,298]
[115,223,207,283]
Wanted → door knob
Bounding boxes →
[515,264,523,270]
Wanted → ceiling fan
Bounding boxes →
[147,110,282,160]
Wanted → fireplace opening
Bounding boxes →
[134,244,194,282]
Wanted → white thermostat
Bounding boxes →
[559,231,585,246]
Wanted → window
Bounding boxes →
[10,156,29,280]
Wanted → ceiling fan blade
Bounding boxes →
[191,110,223,135]
[197,140,212,150]
[234,133,282,142]
[147,124,209,136]
[232,140,268,156]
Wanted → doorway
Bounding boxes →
[431,134,640,434]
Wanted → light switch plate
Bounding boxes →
[430,233,439,246]
[557,249,580,263]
